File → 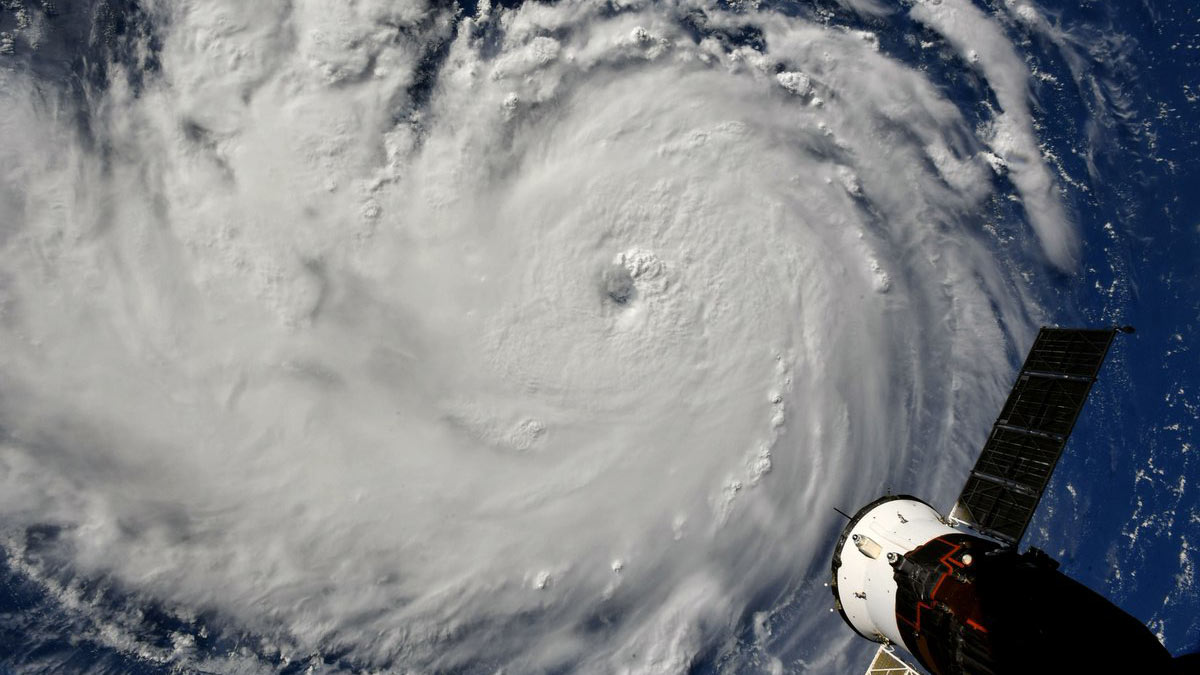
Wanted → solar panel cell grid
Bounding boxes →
[951,327,1118,545]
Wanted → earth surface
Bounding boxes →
[0,0,1197,673]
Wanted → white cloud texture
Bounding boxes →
[0,0,1069,671]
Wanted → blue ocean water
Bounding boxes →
[1021,0,1200,658]
[0,0,1197,672]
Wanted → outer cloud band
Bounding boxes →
[0,0,1068,671]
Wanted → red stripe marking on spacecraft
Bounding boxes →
[898,538,964,633]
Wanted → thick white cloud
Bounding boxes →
[0,0,1067,671]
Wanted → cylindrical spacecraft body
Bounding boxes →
[829,495,960,646]
[831,495,1178,674]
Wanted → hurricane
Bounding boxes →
[0,0,1094,672]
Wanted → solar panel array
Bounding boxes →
[950,328,1119,545]
[864,646,921,675]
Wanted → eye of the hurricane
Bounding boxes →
[602,262,636,306]
[0,0,1082,671]
[601,248,669,311]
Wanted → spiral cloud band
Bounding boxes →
[1,0,1069,671]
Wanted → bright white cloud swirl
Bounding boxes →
[0,0,1070,672]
